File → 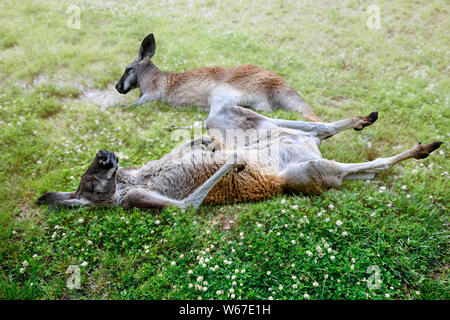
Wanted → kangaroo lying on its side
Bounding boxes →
[114,33,319,121]
[36,106,442,210]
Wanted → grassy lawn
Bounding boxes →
[0,0,448,300]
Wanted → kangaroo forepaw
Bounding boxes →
[413,141,443,159]
[354,111,378,131]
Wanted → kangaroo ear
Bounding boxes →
[35,192,91,210]
[139,33,156,60]
[36,192,75,206]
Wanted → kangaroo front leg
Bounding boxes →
[110,93,157,109]
[180,156,245,210]
[123,156,244,210]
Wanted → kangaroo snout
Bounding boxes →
[115,81,124,94]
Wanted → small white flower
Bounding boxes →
[188,283,193,288]
[216,290,222,295]
[336,220,343,226]
[269,296,273,300]
[293,284,298,289]
[77,218,84,223]
[313,281,319,287]
[20,268,25,274]
[87,240,93,245]
[32,254,38,258]
[171,261,176,266]
[350,264,355,270]
[22,261,29,267]
[385,293,390,298]
[342,231,348,236]
[279,284,283,290]
[328,204,334,209]
[81,261,88,267]
[232,281,237,286]
[155,220,160,225]
[303,293,310,299]
[330,255,335,260]
[306,250,313,257]
[229,288,235,293]
[291,240,296,244]
[267,271,271,276]
[231,294,235,298]
[197,276,203,282]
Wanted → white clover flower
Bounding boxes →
[32,254,38,258]
[327,248,332,253]
[350,264,355,270]
[342,231,348,236]
[197,276,203,282]
[231,294,235,298]
[216,290,222,295]
[269,296,273,300]
[229,288,235,293]
[87,240,93,245]
[206,230,210,235]
[401,185,407,190]
[241,269,245,273]
[77,218,84,223]
[202,287,208,291]
[20,268,25,274]
[81,261,88,267]
[232,281,237,286]
[313,281,319,287]
[328,204,334,209]
[267,271,271,276]
[279,284,283,290]
[385,293,390,298]
[281,199,286,204]
[171,261,176,266]
[239,232,244,237]
[155,219,161,225]
[188,283,193,288]
[306,250,313,257]
[293,284,298,289]
[303,293,310,299]
[330,255,335,260]
[22,261,29,267]
[291,240,296,244]
[336,220,343,226]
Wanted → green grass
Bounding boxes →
[0,0,448,300]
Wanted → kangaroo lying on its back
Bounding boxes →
[36,105,442,210]
[114,33,319,121]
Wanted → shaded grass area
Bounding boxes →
[0,0,448,299]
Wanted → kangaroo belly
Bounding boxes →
[203,166,283,204]
[141,149,283,205]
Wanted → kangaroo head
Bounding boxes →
[115,33,156,94]
[36,150,119,209]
